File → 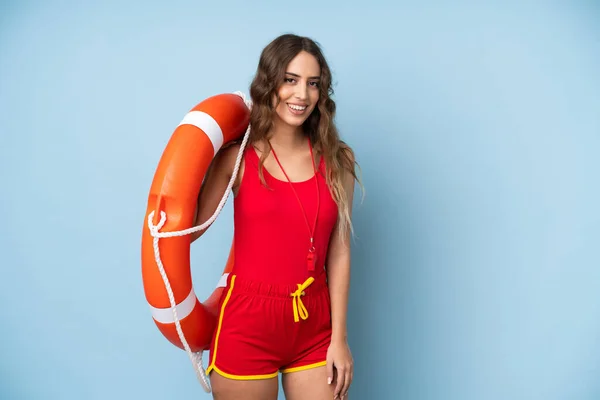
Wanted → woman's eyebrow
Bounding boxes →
[285,72,321,80]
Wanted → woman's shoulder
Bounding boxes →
[217,141,244,163]
[209,141,247,182]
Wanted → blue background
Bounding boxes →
[1,1,599,399]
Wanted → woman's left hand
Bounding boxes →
[326,339,354,399]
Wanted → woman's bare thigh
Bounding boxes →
[210,371,279,400]
[282,366,339,400]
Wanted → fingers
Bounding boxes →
[334,361,354,399]
[342,365,352,398]
[334,367,344,399]
[327,359,334,385]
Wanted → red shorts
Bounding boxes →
[206,274,332,380]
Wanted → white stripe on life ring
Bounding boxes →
[149,273,229,324]
[178,111,224,156]
[150,288,197,324]
[216,273,229,288]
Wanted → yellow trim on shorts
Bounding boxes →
[206,275,236,377]
[206,275,279,381]
[210,365,279,381]
[281,360,327,374]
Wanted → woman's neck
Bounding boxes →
[268,121,306,152]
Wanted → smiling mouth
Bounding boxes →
[287,103,308,114]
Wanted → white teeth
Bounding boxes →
[288,104,307,111]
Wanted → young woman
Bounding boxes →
[191,33,360,400]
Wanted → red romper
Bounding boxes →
[206,145,339,379]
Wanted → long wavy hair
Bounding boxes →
[248,33,362,241]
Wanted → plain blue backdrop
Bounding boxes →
[1,1,599,399]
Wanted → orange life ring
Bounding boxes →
[141,93,250,379]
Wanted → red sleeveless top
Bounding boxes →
[232,146,339,284]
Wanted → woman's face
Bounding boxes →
[273,50,321,129]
